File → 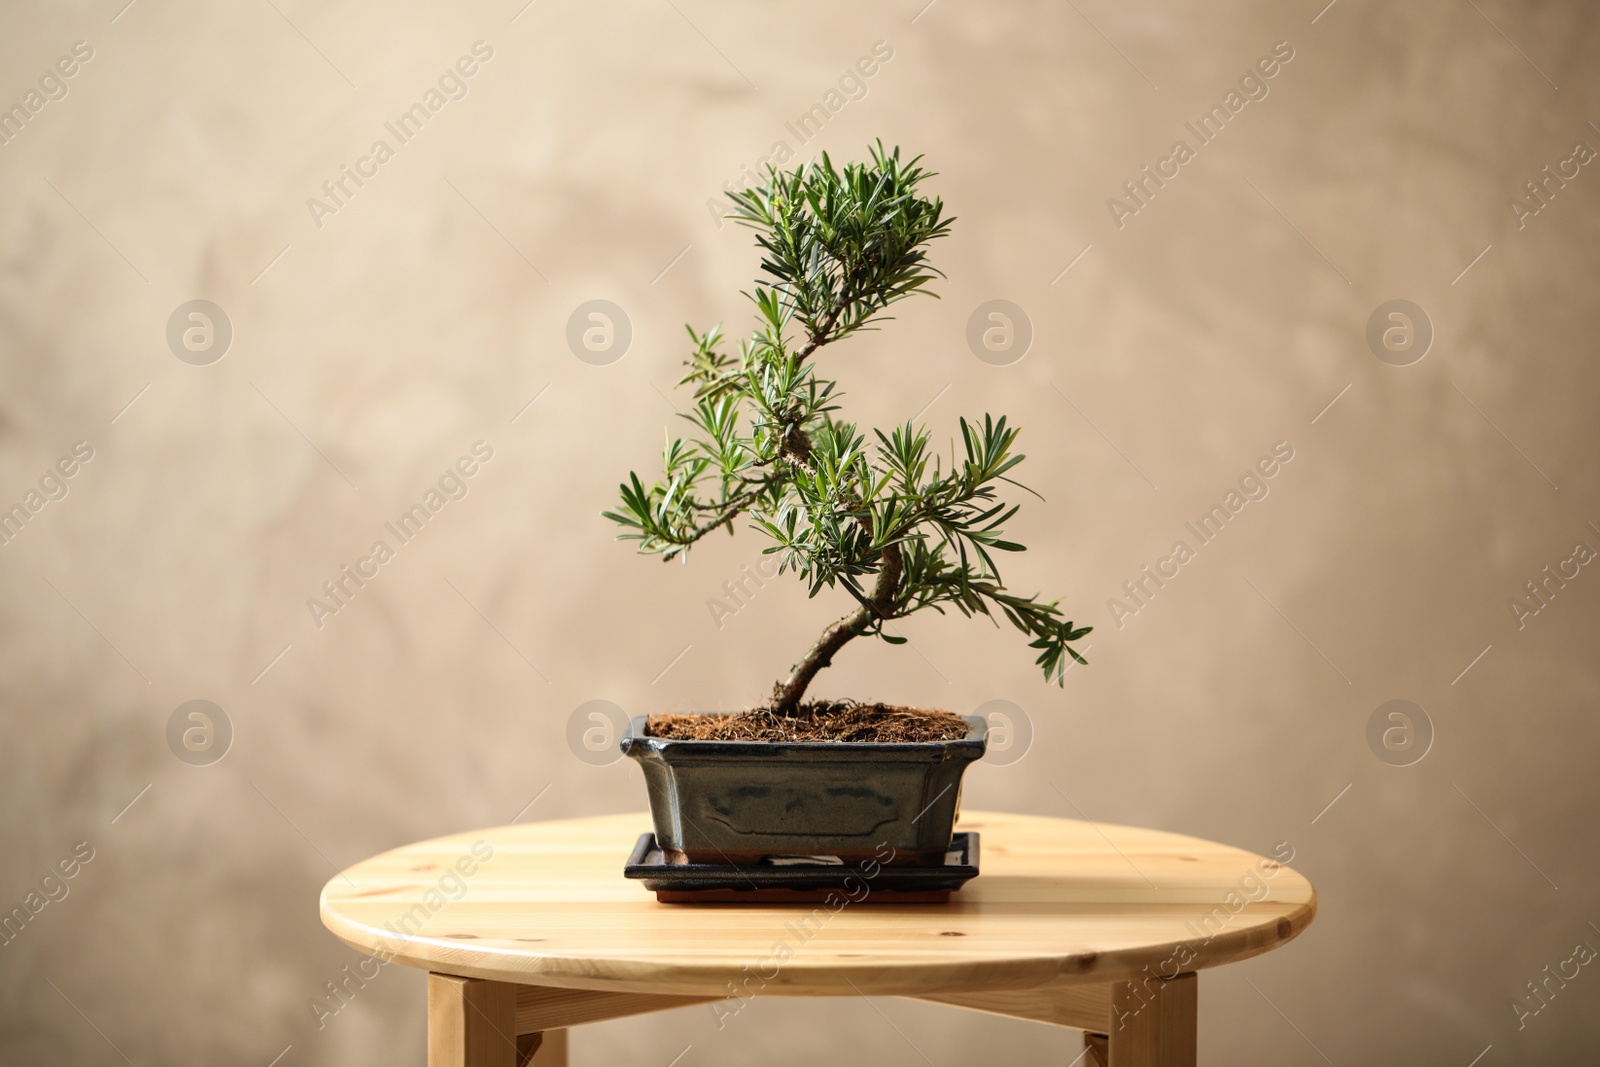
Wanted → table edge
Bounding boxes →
[318,811,1318,996]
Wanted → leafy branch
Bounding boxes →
[602,143,1089,714]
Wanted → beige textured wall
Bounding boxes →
[3,0,1598,1063]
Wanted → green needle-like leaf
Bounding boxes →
[601,144,1090,706]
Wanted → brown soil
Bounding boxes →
[646,701,971,743]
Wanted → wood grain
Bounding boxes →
[513,984,717,1034]
[1086,972,1197,1066]
[914,981,1114,1031]
[427,973,519,1067]
[323,811,1314,998]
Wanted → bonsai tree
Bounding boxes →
[604,144,1089,720]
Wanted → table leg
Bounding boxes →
[428,973,525,1067]
[1082,973,1196,1067]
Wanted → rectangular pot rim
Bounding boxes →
[619,713,988,758]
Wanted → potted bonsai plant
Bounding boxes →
[606,143,1090,869]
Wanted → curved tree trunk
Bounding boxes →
[770,544,902,715]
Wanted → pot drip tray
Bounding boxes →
[623,832,978,903]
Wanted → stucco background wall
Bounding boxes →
[2,0,1598,1063]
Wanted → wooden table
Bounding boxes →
[320,810,1315,1066]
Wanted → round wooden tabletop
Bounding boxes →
[320,810,1315,997]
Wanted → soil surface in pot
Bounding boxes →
[646,701,970,743]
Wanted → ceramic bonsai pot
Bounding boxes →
[620,714,988,866]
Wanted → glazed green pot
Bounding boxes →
[619,714,987,866]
